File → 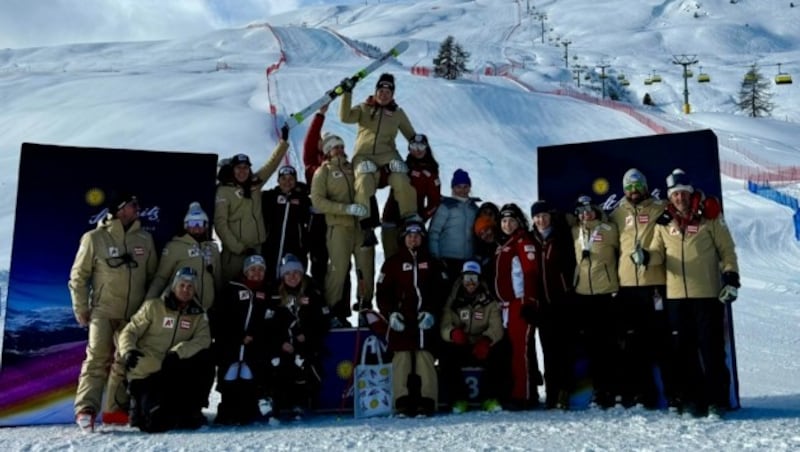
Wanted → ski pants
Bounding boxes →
[617,285,667,406]
[506,300,539,403]
[574,293,619,398]
[129,348,213,433]
[392,350,437,410]
[352,152,417,220]
[309,212,352,313]
[538,299,574,406]
[74,317,129,415]
[324,224,375,318]
[662,298,730,408]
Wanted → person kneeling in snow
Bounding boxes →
[119,267,212,433]
[439,260,507,413]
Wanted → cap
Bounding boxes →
[171,266,197,291]
[462,260,481,275]
[231,153,251,167]
[530,200,552,217]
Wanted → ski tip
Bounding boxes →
[393,41,410,54]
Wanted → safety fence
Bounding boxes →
[747,181,800,240]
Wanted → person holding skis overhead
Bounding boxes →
[339,72,419,248]
[215,124,290,283]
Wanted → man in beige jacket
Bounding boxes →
[69,191,158,431]
[648,169,740,418]
[119,267,212,432]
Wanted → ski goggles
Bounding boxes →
[278,166,297,177]
[403,223,424,235]
[462,274,479,283]
[575,205,594,215]
[624,181,646,192]
[409,142,427,152]
[186,219,206,228]
[106,253,138,269]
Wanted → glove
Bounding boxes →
[472,337,492,361]
[718,285,738,303]
[339,76,357,93]
[162,351,180,369]
[417,311,435,330]
[388,159,408,173]
[450,327,468,345]
[520,303,537,325]
[280,123,290,141]
[722,271,741,288]
[389,312,405,332]
[630,247,650,266]
[124,350,144,370]
[356,159,378,174]
[345,203,368,217]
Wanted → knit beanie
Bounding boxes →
[376,73,395,93]
[322,133,345,155]
[473,215,495,235]
[451,168,472,187]
[279,254,305,277]
[622,168,648,192]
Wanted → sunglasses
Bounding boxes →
[186,219,206,228]
[106,253,138,269]
[462,274,479,283]
[624,181,646,192]
[409,142,427,151]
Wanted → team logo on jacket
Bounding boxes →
[411,170,420,177]
[638,214,649,224]
[419,262,428,269]
[256,291,266,300]
[239,290,250,300]
[686,225,699,234]
[188,246,200,257]
[402,263,413,271]
[473,311,484,321]
[133,246,145,256]
[162,317,176,329]
[264,309,275,319]
[460,310,470,321]
[278,195,287,204]
[180,319,192,330]
[300,296,310,305]
[591,233,604,242]
[235,189,244,199]
[669,227,680,236]
[108,246,120,257]
[625,215,634,227]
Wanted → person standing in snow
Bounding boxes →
[310,132,375,326]
[147,202,221,311]
[214,124,290,283]
[260,165,311,283]
[647,169,740,417]
[380,133,442,259]
[69,191,158,431]
[529,200,576,410]
[608,168,668,409]
[492,203,540,410]
[119,267,212,432]
[339,72,419,247]
[264,254,330,420]
[428,169,480,283]
[571,195,621,409]
[376,220,446,417]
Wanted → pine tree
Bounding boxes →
[736,64,775,117]
[433,36,470,80]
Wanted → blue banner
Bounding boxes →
[0,143,218,426]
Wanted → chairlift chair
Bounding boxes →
[684,69,694,78]
[644,78,653,85]
[697,67,710,83]
[617,74,626,80]
[650,74,662,83]
[775,63,793,85]
[620,79,630,86]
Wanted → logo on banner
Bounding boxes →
[85,188,105,207]
[592,177,610,195]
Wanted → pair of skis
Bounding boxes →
[283,41,409,129]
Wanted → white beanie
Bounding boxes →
[322,133,345,155]
[666,168,694,197]
[184,202,208,227]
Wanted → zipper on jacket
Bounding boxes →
[371,108,385,155]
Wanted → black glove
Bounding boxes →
[339,76,357,93]
[581,249,591,260]
[281,123,290,141]
[722,271,741,288]
[520,303,537,325]
[124,350,144,370]
[162,351,180,370]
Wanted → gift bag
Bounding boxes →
[354,335,393,418]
